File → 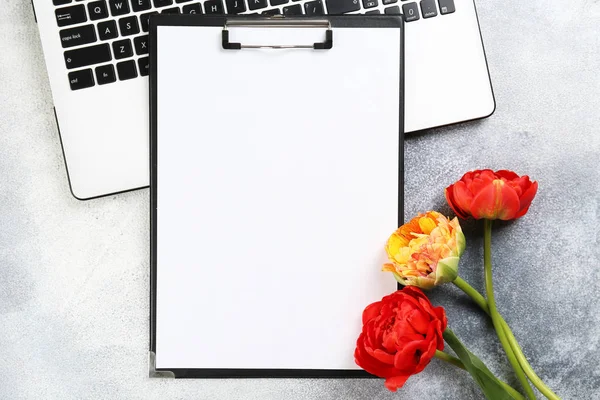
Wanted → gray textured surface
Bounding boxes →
[1,0,599,399]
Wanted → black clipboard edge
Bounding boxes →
[149,14,404,379]
[163,368,373,379]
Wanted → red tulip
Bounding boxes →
[354,287,447,391]
[445,169,538,220]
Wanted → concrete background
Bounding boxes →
[1,0,599,398]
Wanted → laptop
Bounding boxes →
[31,0,495,200]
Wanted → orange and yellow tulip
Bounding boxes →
[383,211,465,289]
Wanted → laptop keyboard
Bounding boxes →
[55,0,455,90]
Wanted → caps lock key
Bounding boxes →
[59,24,97,49]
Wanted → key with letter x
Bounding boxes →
[134,35,149,55]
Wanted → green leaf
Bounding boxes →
[443,329,525,400]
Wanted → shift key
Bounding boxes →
[64,43,112,69]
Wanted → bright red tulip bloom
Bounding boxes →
[445,169,538,220]
[354,287,447,391]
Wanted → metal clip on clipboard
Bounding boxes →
[222,18,333,50]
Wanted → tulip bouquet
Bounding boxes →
[355,169,561,400]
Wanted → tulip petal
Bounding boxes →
[414,277,436,290]
[444,187,464,220]
[434,257,459,285]
[392,247,411,264]
[419,334,438,368]
[470,180,520,220]
[355,286,446,392]
[407,309,430,334]
[384,375,410,392]
[398,332,428,343]
[355,343,399,378]
[387,233,409,255]
[507,176,527,197]
[450,181,474,218]
[402,286,428,302]
[362,301,383,325]
[454,229,466,257]
[469,170,496,194]
[433,307,448,330]
[372,348,395,365]
[394,340,424,368]
[495,170,519,181]
[382,263,397,273]
[514,176,530,193]
[418,216,437,235]
[514,180,538,218]
[415,297,438,318]
[391,272,409,286]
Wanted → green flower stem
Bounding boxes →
[435,350,466,370]
[484,219,537,400]
[441,329,525,400]
[454,276,488,311]
[502,321,560,400]
[453,277,561,400]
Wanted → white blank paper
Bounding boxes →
[155,24,402,370]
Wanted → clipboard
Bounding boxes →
[149,14,404,379]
